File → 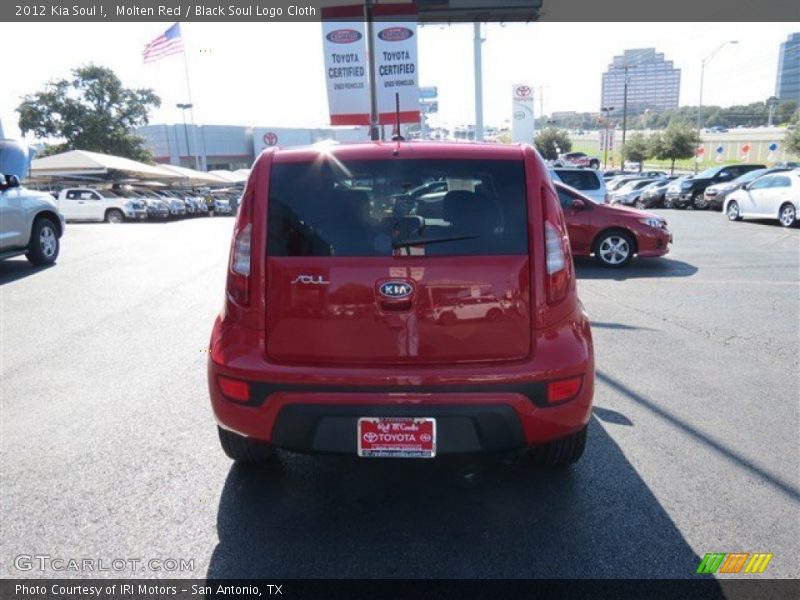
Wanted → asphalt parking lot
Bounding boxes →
[1,211,798,579]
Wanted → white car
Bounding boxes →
[550,168,609,204]
[57,188,143,223]
[610,178,660,206]
[724,170,799,228]
[0,174,65,265]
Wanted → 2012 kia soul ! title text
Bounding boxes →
[207,141,594,467]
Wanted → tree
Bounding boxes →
[648,124,699,174]
[775,100,798,126]
[534,127,572,160]
[786,125,800,158]
[622,132,649,172]
[17,64,160,162]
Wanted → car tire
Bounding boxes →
[778,203,796,228]
[529,425,587,467]
[218,427,275,463]
[105,209,125,224]
[635,199,646,209]
[486,308,503,322]
[594,230,634,268]
[726,201,742,221]
[589,159,600,170]
[25,216,60,266]
[439,311,457,326]
[692,191,708,210]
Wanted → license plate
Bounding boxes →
[357,417,436,458]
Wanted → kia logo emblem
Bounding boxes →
[378,27,414,42]
[516,85,531,97]
[326,29,362,44]
[379,281,414,299]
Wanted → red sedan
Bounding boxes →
[554,181,672,267]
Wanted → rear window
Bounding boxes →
[267,158,528,257]
[553,169,601,191]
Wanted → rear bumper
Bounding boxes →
[208,309,594,453]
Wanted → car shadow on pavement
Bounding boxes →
[575,257,698,281]
[0,260,52,285]
[206,418,718,582]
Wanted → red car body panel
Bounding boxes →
[208,142,594,452]
[559,186,671,258]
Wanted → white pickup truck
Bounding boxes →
[56,187,146,223]
[0,174,65,265]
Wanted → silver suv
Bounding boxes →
[0,174,65,265]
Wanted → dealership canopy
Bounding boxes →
[29,150,181,181]
[156,164,230,184]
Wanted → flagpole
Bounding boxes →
[180,28,200,170]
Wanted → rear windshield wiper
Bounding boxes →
[392,233,479,249]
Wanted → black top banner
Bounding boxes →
[1,0,798,22]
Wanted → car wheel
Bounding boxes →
[486,308,503,322]
[439,311,457,326]
[529,425,587,467]
[589,159,600,170]
[778,203,796,228]
[105,209,125,224]
[635,199,646,209]
[218,427,274,463]
[692,191,708,210]
[25,217,59,266]
[664,197,673,209]
[727,201,742,221]
[594,230,634,268]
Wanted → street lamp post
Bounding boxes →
[176,103,194,169]
[620,64,636,170]
[696,40,738,173]
[601,106,614,169]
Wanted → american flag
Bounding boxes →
[143,23,184,63]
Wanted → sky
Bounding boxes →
[1,21,797,141]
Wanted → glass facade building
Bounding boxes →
[775,33,800,104]
[601,48,681,115]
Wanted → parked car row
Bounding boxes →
[52,186,241,223]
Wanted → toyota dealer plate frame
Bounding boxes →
[357,417,437,458]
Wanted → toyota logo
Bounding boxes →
[378,27,414,42]
[263,132,278,146]
[516,85,532,97]
[363,432,378,443]
[326,29,362,44]
[379,281,414,299]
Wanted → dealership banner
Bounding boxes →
[322,4,419,127]
[372,4,420,125]
[511,84,535,144]
[322,5,370,126]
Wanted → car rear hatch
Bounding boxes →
[264,155,532,366]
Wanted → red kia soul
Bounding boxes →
[208,142,594,467]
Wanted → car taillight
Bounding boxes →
[547,376,583,403]
[543,185,573,305]
[217,375,249,403]
[226,189,254,307]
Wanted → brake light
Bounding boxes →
[217,375,250,403]
[547,376,583,403]
[542,185,573,305]
[226,189,253,306]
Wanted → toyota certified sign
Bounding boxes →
[326,29,362,44]
[378,27,414,42]
[263,132,278,146]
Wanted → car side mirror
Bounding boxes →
[742,182,751,191]
[572,198,587,210]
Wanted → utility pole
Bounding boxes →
[176,103,193,168]
[365,0,380,142]
[620,64,635,169]
[473,22,485,142]
[696,40,738,173]
[601,106,614,169]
